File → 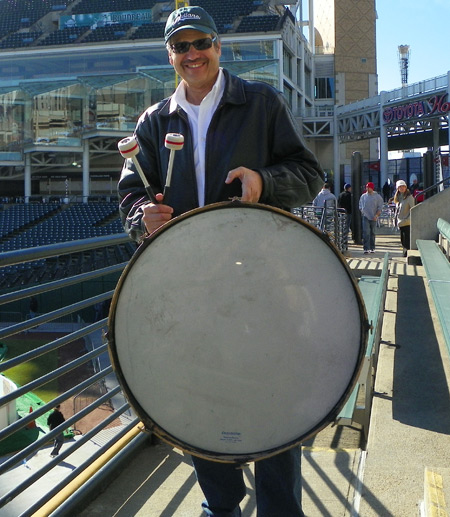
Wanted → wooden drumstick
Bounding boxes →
[164,133,184,200]
[118,136,158,204]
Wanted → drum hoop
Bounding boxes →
[107,201,369,463]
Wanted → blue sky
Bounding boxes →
[376,0,450,92]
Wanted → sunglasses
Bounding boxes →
[169,37,217,54]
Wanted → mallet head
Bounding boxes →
[118,136,140,158]
[165,133,184,151]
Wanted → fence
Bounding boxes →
[0,233,148,516]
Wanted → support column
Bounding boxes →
[24,153,31,203]
[351,151,363,245]
[432,119,441,187]
[448,71,450,153]
[379,91,389,187]
[82,139,90,203]
[333,110,340,190]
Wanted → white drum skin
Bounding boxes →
[108,202,368,463]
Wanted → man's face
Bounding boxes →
[168,29,221,91]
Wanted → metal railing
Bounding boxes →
[414,176,450,201]
[0,233,149,516]
[292,204,347,252]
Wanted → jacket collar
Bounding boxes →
[159,68,246,117]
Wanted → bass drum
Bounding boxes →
[108,202,368,463]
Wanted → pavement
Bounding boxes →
[75,227,450,517]
[3,226,450,516]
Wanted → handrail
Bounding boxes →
[437,218,450,242]
[414,177,450,201]
[0,233,130,268]
[0,234,144,515]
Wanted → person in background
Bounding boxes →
[118,6,324,515]
[359,182,383,254]
[382,180,392,202]
[408,178,419,197]
[312,182,336,208]
[394,179,415,257]
[47,405,66,457]
[29,296,38,318]
[338,183,352,250]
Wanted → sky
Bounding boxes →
[375,0,450,92]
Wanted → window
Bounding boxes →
[314,77,334,99]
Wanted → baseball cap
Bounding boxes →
[344,183,351,189]
[366,182,375,190]
[165,6,218,43]
[396,180,407,188]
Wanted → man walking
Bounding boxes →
[47,405,65,457]
[359,182,383,254]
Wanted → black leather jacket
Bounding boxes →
[118,69,324,242]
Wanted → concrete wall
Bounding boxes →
[410,188,450,249]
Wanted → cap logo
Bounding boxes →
[174,13,201,24]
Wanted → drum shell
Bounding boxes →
[108,202,368,463]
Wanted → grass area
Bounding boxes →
[2,334,59,403]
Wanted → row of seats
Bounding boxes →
[0,0,65,37]
[82,23,133,43]
[237,15,279,33]
[0,203,61,237]
[1,0,274,46]
[0,202,117,238]
[37,26,90,47]
[0,13,46,37]
[0,31,42,48]
[130,22,165,40]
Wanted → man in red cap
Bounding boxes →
[359,182,383,254]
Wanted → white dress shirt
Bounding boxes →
[169,68,225,207]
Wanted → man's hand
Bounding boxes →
[225,167,263,203]
[142,193,173,234]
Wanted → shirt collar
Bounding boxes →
[169,68,225,113]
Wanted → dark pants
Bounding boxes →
[399,225,411,250]
[192,446,303,516]
[51,434,64,456]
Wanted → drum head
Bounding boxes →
[108,202,367,462]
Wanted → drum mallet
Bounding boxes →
[163,133,184,200]
[118,136,158,204]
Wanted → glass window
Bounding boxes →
[283,47,292,80]
[314,77,334,99]
[304,68,312,98]
[0,89,25,153]
[221,40,276,62]
[31,84,83,146]
[283,82,293,109]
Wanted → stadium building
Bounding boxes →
[0,0,448,202]
[0,0,379,202]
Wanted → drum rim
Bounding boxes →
[107,201,369,463]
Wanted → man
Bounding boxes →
[359,182,383,254]
[118,6,324,515]
[47,405,65,457]
[409,178,419,196]
[337,183,352,250]
[312,182,336,208]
